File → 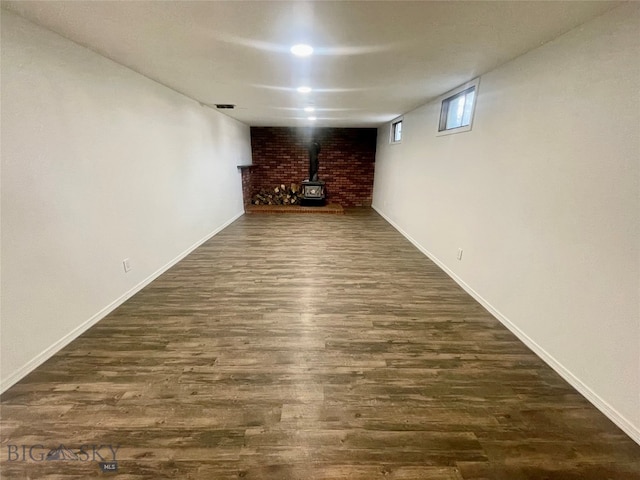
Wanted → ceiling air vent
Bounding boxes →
[215,104,235,109]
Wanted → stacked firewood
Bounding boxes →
[251,184,302,206]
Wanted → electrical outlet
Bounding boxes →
[457,249,463,261]
[123,258,132,272]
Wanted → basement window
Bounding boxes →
[390,118,403,144]
[437,78,479,135]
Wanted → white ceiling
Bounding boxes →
[2,1,621,128]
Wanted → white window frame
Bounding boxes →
[436,78,480,136]
[390,117,403,144]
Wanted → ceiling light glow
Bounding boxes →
[297,86,312,93]
[291,44,314,57]
[308,116,317,121]
[304,107,315,112]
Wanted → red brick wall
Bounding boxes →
[249,127,377,207]
[240,166,253,206]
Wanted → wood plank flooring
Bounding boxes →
[2,208,639,479]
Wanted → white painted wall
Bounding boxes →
[1,11,251,390]
[373,3,640,442]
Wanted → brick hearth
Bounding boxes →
[244,127,377,208]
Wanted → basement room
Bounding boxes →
[1,1,639,478]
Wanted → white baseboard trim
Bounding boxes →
[0,211,244,394]
[372,205,640,445]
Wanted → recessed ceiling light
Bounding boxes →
[291,44,313,57]
[297,86,312,93]
[304,107,315,112]
[308,116,317,121]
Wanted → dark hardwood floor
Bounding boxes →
[1,208,639,479]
